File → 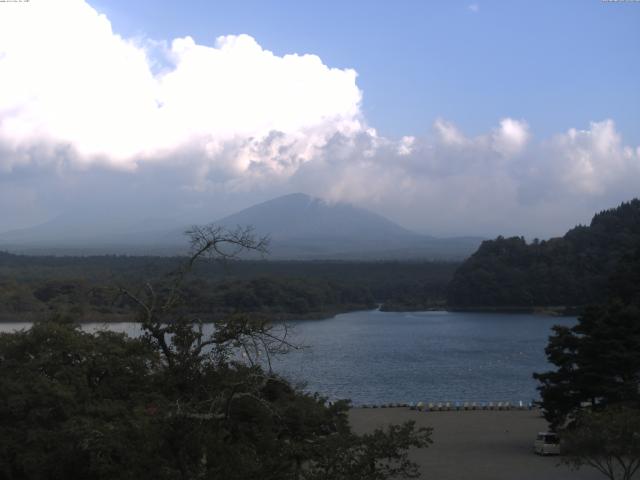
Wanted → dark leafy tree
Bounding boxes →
[448,199,640,308]
[0,251,456,322]
[534,301,640,429]
[560,407,640,480]
[534,247,640,480]
[533,248,640,430]
[0,224,432,480]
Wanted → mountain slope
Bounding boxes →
[194,193,481,259]
[447,199,640,307]
[0,193,482,259]
[215,193,413,240]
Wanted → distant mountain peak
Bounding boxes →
[201,193,481,259]
[215,193,413,240]
[249,192,328,210]
[0,192,483,260]
[274,192,313,201]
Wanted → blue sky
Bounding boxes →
[94,0,640,143]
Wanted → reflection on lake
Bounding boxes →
[0,310,575,405]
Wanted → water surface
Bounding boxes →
[273,310,575,405]
[0,310,574,405]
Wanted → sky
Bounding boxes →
[0,0,639,238]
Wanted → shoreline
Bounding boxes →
[0,304,580,324]
[0,305,374,324]
[384,305,581,316]
[446,305,582,316]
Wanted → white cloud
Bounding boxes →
[0,1,638,239]
[397,136,416,156]
[434,118,467,147]
[287,118,638,237]
[0,0,362,171]
[548,119,640,196]
[491,118,529,157]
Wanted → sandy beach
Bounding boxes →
[348,408,603,480]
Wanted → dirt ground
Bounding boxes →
[348,408,604,480]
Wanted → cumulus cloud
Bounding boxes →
[434,119,467,147]
[0,0,638,239]
[287,118,638,237]
[549,119,639,195]
[0,0,362,171]
[492,118,529,157]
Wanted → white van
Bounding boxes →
[534,432,560,455]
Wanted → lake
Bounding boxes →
[0,310,574,406]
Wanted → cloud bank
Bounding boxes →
[0,0,361,172]
[1,0,639,238]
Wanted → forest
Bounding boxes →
[2,199,640,322]
[0,227,433,479]
[447,199,640,309]
[0,252,457,323]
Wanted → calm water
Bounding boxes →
[0,310,575,406]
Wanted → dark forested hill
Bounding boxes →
[447,199,640,308]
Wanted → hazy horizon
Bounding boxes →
[0,191,634,243]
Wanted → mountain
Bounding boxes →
[0,193,483,260]
[216,193,412,240]
[447,199,640,308]
[163,193,482,260]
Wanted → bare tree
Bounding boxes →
[118,224,296,368]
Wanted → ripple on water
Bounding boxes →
[0,310,575,405]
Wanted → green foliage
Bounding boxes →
[304,421,432,480]
[0,227,433,480]
[533,242,640,480]
[560,406,640,480]
[183,276,376,317]
[448,199,640,307]
[0,254,457,321]
[534,301,640,429]
[534,248,640,429]
[0,324,432,480]
[0,322,160,479]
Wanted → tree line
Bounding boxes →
[448,199,640,309]
[0,253,457,322]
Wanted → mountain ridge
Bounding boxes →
[447,198,640,307]
[0,193,483,260]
